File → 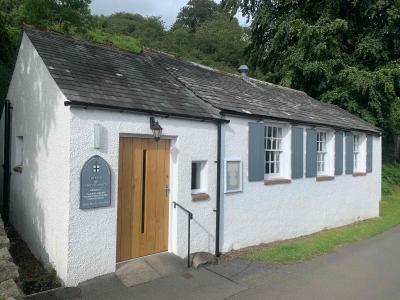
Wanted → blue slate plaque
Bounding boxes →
[80,155,111,209]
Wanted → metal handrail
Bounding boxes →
[173,201,193,267]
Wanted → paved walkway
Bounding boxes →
[27,225,400,299]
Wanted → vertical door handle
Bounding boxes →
[165,185,170,197]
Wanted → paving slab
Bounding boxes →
[78,268,246,300]
[144,252,187,277]
[116,258,160,287]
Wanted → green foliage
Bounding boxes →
[96,12,165,48]
[21,268,61,294]
[382,163,400,195]
[84,29,141,53]
[6,225,62,295]
[223,0,400,152]
[242,164,400,263]
[0,0,23,99]
[194,12,246,67]
[173,0,219,31]
[23,0,91,33]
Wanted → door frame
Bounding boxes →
[116,134,175,262]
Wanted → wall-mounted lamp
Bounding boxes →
[150,117,163,141]
[94,123,102,149]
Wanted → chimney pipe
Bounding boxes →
[238,65,249,80]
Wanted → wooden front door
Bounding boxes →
[117,137,170,262]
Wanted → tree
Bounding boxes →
[390,100,400,161]
[173,0,219,32]
[223,0,400,161]
[99,12,165,48]
[23,0,92,32]
[0,0,24,99]
[194,12,246,68]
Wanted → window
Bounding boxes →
[353,135,360,171]
[191,161,206,194]
[317,131,327,175]
[224,160,242,193]
[264,126,283,177]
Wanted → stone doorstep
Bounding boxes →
[116,253,188,287]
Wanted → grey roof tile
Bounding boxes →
[147,51,380,134]
[24,27,221,120]
[24,27,380,133]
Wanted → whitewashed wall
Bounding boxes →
[221,116,381,252]
[4,34,382,287]
[67,108,218,285]
[6,34,71,281]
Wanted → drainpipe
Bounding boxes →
[215,120,222,257]
[2,100,12,223]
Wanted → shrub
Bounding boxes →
[382,163,400,195]
[84,29,141,53]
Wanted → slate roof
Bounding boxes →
[147,51,381,134]
[24,27,221,120]
[24,27,380,134]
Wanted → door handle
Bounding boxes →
[165,185,170,197]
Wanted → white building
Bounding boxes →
[0,27,381,286]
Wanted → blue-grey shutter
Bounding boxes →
[306,128,317,177]
[291,127,304,179]
[367,135,373,173]
[335,131,344,175]
[345,132,354,174]
[248,122,265,181]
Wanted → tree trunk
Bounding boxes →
[395,134,400,162]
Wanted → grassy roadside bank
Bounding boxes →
[242,164,400,263]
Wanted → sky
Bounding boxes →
[90,0,249,28]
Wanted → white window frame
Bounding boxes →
[264,122,290,180]
[191,161,207,194]
[317,131,327,175]
[224,159,243,193]
[353,133,366,172]
[353,134,360,171]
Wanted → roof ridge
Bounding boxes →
[144,51,222,119]
[145,49,309,96]
[23,24,142,57]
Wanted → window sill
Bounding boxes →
[13,166,23,173]
[264,178,291,186]
[191,193,209,201]
[352,172,367,177]
[316,176,335,182]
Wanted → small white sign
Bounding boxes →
[224,159,243,193]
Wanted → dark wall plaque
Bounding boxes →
[80,155,111,209]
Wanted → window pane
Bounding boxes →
[267,127,272,137]
[278,128,282,138]
[267,138,271,150]
[191,162,201,190]
[227,161,241,191]
[273,127,277,138]
[272,139,276,150]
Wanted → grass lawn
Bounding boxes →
[242,164,400,263]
